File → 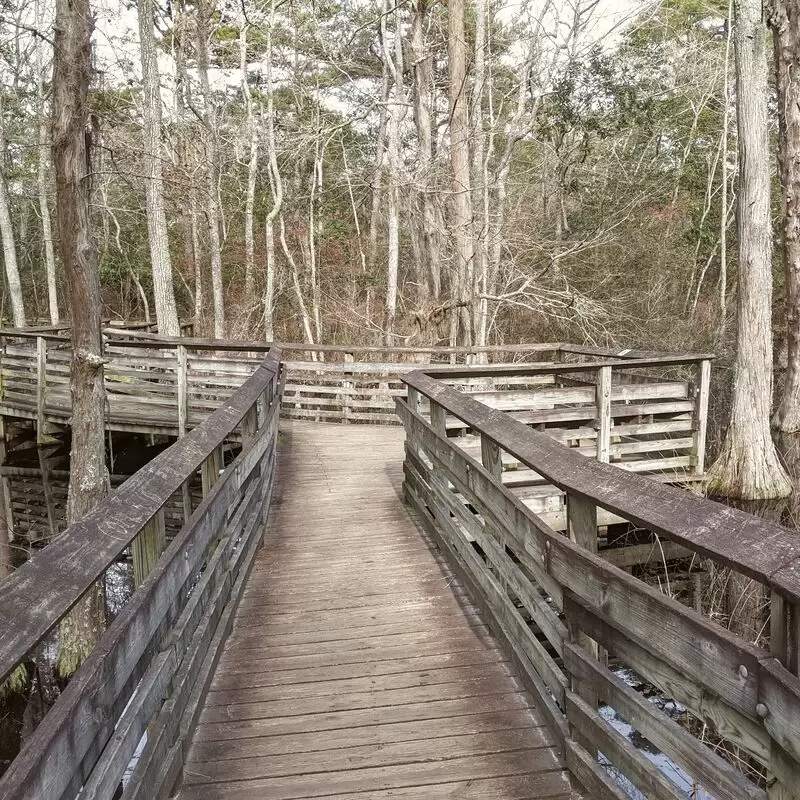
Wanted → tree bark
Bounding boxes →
[366,46,391,324]
[37,0,59,325]
[447,0,474,346]
[471,0,488,347]
[138,0,180,336]
[381,1,407,346]
[708,0,792,499]
[0,93,26,328]
[770,0,800,436]
[262,2,281,342]
[409,0,442,306]
[52,0,110,675]
[196,0,225,338]
[240,25,259,301]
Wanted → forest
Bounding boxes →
[3,0,800,793]
[0,0,796,506]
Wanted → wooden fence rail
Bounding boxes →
[398,368,800,800]
[0,347,283,800]
[0,330,714,431]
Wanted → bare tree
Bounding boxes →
[708,0,792,499]
[770,0,800,439]
[262,0,281,340]
[380,0,408,346]
[52,0,110,674]
[138,0,180,336]
[409,0,443,307]
[0,92,26,328]
[196,0,226,338]
[447,0,474,346]
[36,0,58,325]
[240,24,259,302]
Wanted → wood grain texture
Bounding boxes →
[176,421,580,800]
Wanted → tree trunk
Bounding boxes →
[366,53,391,324]
[174,0,203,326]
[381,1,407,346]
[770,0,800,436]
[240,25,259,301]
[471,0,488,347]
[52,0,110,675]
[717,0,734,343]
[447,0,474,346]
[707,0,792,499]
[196,0,225,338]
[262,2,281,342]
[409,0,442,306]
[37,0,59,325]
[0,93,26,329]
[138,0,180,336]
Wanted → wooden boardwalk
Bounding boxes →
[176,422,579,800]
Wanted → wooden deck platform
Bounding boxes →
[176,421,579,800]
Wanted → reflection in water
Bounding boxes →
[601,668,715,799]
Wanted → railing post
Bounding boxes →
[342,351,354,424]
[768,591,800,798]
[36,336,47,441]
[35,337,59,537]
[0,415,13,548]
[480,434,502,479]
[177,344,188,437]
[202,446,222,497]
[430,400,446,435]
[565,492,601,745]
[132,508,166,587]
[407,386,421,416]
[241,403,259,448]
[595,366,611,463]
[691,358,711,475]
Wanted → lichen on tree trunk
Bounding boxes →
[52,0,110,675]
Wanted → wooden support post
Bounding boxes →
[181,479,192,526]
[480,434,502,480]
[0,415,10,578]
[772,591,789,666]
[565,492,601,733]
[691,358,711,475]
[132,508,166,588]
[36,336,47,442]
[407,386,421,416]
[241,404,258,448]
[768,593,800,798]
[179,348,193,523]
[202,446,222,497]
[37,445,58,539]
[342,352,354,424]
[260,378,272,426]
[595,366,611,464]
[177,344,188,437]
[430,400,446,435]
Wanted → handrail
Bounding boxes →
[421,352,715,379]
[398,368,800,799]
[0,347,283,800]
[402,369,798,591]
[0,327,716,360]
[0,347,281,684]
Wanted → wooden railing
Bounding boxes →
[0,347,283,800]
[0,330,270,435]
[398,368,800,800]
[0,331,713,431]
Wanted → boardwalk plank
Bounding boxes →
[177,422,577,800]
